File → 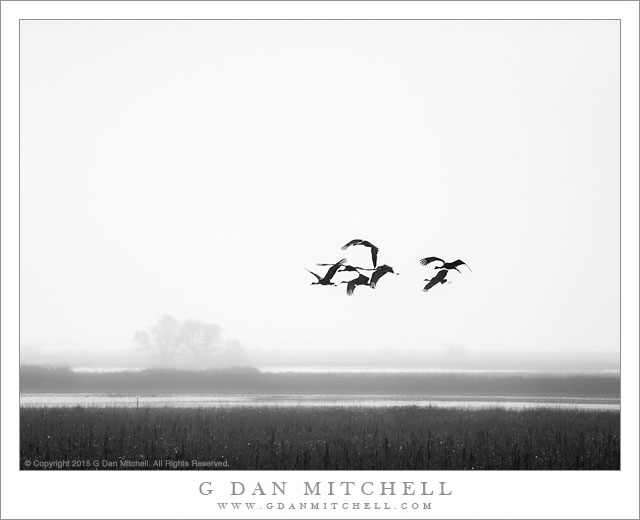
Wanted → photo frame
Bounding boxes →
[2,1,638,519]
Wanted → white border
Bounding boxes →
[2,2,638,519]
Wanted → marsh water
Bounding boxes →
[20,393,619,411]
[19,366,620,411]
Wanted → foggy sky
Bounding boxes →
[19,20,620,365]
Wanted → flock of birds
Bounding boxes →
[306,238,471,296]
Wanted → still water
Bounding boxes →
[20,393,619,411]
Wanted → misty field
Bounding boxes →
[21,406,619,470]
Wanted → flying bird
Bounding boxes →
[306,258,346,286]
[422,269,449,292]
[419,256,471,273]
[341,274,370,296]
[341,239,379,268]
[369,264,399,289]
[436,259,471,273]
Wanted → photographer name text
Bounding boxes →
[199,480,452,497]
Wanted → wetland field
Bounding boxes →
[19,366,620,470]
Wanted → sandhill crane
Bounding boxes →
[423,269,449,292]
[419,257,471,273]
[306,258,346,286]
[341,274,370,296]
[341,239,379,268]
[437,259,471,273]
[369,264,399,289]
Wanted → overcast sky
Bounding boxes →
[19,20,620,364]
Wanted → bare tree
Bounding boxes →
[179,320,222,361]
[133,315,182,364]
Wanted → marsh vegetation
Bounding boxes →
[21,406,619,470]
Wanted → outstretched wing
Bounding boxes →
[323,263,373,272]
[355,274,370,285]
[305,268,322,281]
[420,256,444,267]
[450,259,472,272]
[370,270,383,289]
[341,239,363,250]
[345,274,369,295]
[434,269,448,282]
[423,269,448,291]
[370,246,379,268]
[324,258,347,281]
[370,266,390,289]
[423,278,438,292]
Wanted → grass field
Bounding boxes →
[21,406,619,470]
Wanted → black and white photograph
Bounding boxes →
[2,1,638,519]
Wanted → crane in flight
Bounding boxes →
[306,258,347,286]
[419,257,471,273]
[341,274,370,296]
[369,264,399,289]
[341,239,380,268]
[423,269,449,292]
